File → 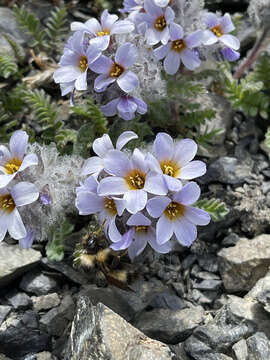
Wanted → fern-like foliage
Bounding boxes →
[0,54,18,78]
[45,7,68,48]
[196,198,230,222]
[13,5,46,49]
[0,104,17,143]
[247,52,270,91]
[3,34,25,65]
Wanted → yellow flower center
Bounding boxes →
[4,158,22,174]
[171,39,186,53]
[164,202,185,220]
[104,198,117,216]
[154,15,167,31]
[160,160,180,178]
[135,226,149,233]
[96,29,110,37]
[211,25,224,37]
[78,55,88,72]
[125,169,146,190]
[0,194,15,213]
[110,62,125,78]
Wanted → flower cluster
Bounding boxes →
[0,131,39,246]
[75,131,210,260]
[53,0,241,121]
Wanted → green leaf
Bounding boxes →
[45,6,68,50]
[196,198,229,222]
[46,220,74,261]
[0,54,18,78]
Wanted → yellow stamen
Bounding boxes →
[125,169,146,190]
[160,160,180,178]
[154,15,167,31]
[164,202,185,220]
[4,158,22,175]
[96,29,110,37]
[0,194,15,213]
[110,62,125,78]
[211,25,224,37]
[135,226,148,232]
[171,39,186,53]
[104,198,117,216]
[78,55,88,72]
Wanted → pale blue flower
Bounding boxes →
[120,0,144,13]
[71,10,134,51]
[81,131,138,177]
[101,94,147,120]
[221,47,240,62]
[91,42,139,93]
[0,130,38,188]
[19,227,35,249]
[0,182,39,242]
[111,212,171,260]
[146,182,211,246]
[154,23,203,73]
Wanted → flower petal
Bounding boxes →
[101,9,118,29]
[117,71,139,93]
[144,172,168,195]
[94,74,116,92]
[144,0,163,17]
[115,43,138,68]
[128,233,147,260]
[221,47,240,62]
[174,218,197,247]
[173,182,200,205]
[163,174,182,192]
[114,197,126,216]
[185,30,204,48]
[146,195,171,218]
[117,96,137,114]
[145,28,162,45]
[19,153,38,172]
[153,43,170,60]
[203,30,218,45]
[101,98,119,117]
[154,0,170,6]
[76,176,98,193]
[156,214,174,244]
[164,6,175,24]
[11,182,39,207]
[180,160,206,179]
[19,227,34,249]
[71,18,101,34]
[53,65,82,83]
[108,219,122,242]
[127,212,151,226]
[131,148,147,173]
[111,20,135,34]
[116,131,138,150]
[90,36,110,52]
[90,55,113,74]
[184,206,211,226]
[104,150,131,176]
[154,132,174,161]
[220,13,235,34]
[146,153,162,173]
[93,134,113,158]
[169,23,184,41]
[180,48,200,70]
[111,228,134,250]
[173,138,198,167]
[161,26,170,45]
[0,209,9,241]
[81,156,104,176]
[8,208,26,240]
[76,191,104,215]
[0,145,11,166]
[75,71,88,91]
[205,13,219,28]
[220,34,240,50]
[98,177,128,196]
[0,173,16,188]
[124,189,147,214]
[164,51,180,75]
[9,130,28,159]
[148,227,171,253]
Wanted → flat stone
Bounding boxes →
[246,271,270,314]
[6,291,32,310]
[218,235,270,292]
[36,352,56,360]
[193,279,222,291]
[41,258,88,285]
[0,354,12,360]
[246,332,270,359]
[148,291,187,311]
[222,233,240,247]
[66,296,174,360]
[0,243,41,287]
[20,272,59,296]
[134,306,205,344]
[232,339,248,360]
[0,306,11,326]
[32,293,60,312]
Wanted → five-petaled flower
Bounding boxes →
[203,13,240,61]
[101,94,147,121]
[0,130,38,188]
[0,182,39,242]
[81,131,138,178]
[91,42,139,93]
[154,23,203,73]
[111,212,171,260]
[146,182,211,246]
[71,9,134,51]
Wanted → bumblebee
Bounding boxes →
[73,224,138,292]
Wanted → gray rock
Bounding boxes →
[0,306,11,326]
[245,271,270,313]
[197,254,218,273]
[67,296,174,360]
[20,272,59,296]
[40,294,75,336]
[0,243,41,287]
[246,332,270,360]
[222,233,240,247]
[6,291,32,310]
[169,343,191,360]
[0,312,50,358]
[41,258,88,285]
[218,235,270,292]
[0,354,12,360]
[191,289,219,305]
[32,293,60,312]
[134,306,205,344]
[200,157,252,185]
[36,352,56,360]
[148,291,187,311]
[193,279,222,291]
[232,339,248,360]
[22,310,39,329]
